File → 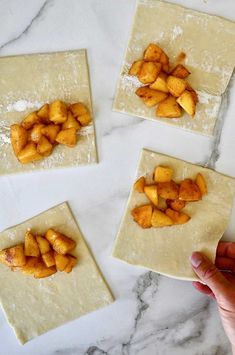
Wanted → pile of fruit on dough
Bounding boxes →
[10,100,92,164]
[0,229,77,278]
[132,166,207,228]
[129,43,198,118]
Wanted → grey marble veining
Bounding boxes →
[0,0,49,51]
[205,76,235,170]
[49,272,231,355]
[0,0,234,354]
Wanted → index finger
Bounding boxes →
[217,242,235,258]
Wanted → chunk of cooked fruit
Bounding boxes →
[151,209,173,227]
[21,112,40,130]
[0,244,26,267]
[134,176,146,193]
[189,90,199,105]
[149,72,169,93]
[165,208,179,221]
[179,179,202,201]
[28,123,45,143]
[136,86,168,107]
[55,127,77,147]
[159,51,169,66]
[42,251,56,267]
[195,173,207,195]
[186,83,199,104]
[64,255,77,273]
[46,229,76,254]
[144,185,158,206]
[177,213,191,225]
[37,136,53,156]
[129,60,144,76]
[21,257,39,275]
[54,252,70,271]
[69,102,88,117]
[131,205,153,229]
[137,62,161,84]
[37,104,50,124]
[143,43,162,62]
[156,95,182,118]
[49,100,67,124]
[22,257,56,278]
[17,142,43,164]
[53,234,76,255]
[177,90,196,116]
[36,235,51,254]
[10,124,28,156]
[166,199,186,211]
[154,166,173,183]
[41,124,60,144]
[157,181,179,200]
[166,76,187,97]
[134,176,145,192]
[170,64,190,79]
[77,113,92,126]
[165,208,190,225]
[62,111,81,131]
[36,266,55,279]
[45,229,60,245]
[24,231,40,257]
[144,43,169,67]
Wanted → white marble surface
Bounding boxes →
[0,0,235,354]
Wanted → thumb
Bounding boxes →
[190,252,229,297]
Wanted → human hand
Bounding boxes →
[190,242,235,352]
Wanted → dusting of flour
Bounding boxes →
[172,26,183,40]
[6,100,42,112]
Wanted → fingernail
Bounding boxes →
[190,252,204,268]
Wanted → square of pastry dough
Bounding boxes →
[0,49,97,175]
[112,149,235,281]
[113,0,235,136]
[0,203,113,344]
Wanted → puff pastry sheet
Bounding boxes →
[113,0,235,136]
[0,203,113,344]
[0,49,97,175]
[113,149,235,281]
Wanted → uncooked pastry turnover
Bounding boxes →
[112,149,235,281]
[113,0,235,136]
[0,203,113,344]
[0,49,97,175]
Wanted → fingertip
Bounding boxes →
[190,252,229,296]
[190,252,204,268]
